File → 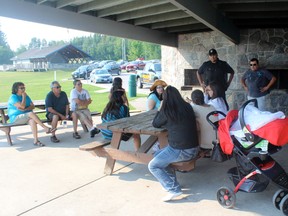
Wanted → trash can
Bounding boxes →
[128,74,137,97]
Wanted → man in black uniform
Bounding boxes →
[197,48,234,109]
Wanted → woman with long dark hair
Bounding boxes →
[101,91,140,150]
[204,81,228,119]
[108,77,129,107]
[148,86,199,201]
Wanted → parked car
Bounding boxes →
[98,60,114,68]
[71,65,93,80]
[90,69,113,83]
[126,61,145,72]
[120,62,129,71]
[136,62,162,88]
[102,62,121,75]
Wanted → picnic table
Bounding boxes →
[80,110,168,175]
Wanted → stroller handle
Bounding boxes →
[206,111,226,130]
[239,99,262,143]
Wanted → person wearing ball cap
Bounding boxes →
[147,79,167,111]
[197,48,234,110]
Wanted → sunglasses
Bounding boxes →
[250,64,257,66]
[18,87,25,90]
[156,86,164,89]
[53,86,61,89]
[77,83,82,86]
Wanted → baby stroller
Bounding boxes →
[206,99,288,215]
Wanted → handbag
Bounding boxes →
[211,140,229,162]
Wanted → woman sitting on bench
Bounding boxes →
[101,90,141,151]
[148,85,199,202]
[7,82,55,147]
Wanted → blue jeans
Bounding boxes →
[248,95,266,111]
[148,145,199,193]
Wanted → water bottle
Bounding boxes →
[62,120,67,128]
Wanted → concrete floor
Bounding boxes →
[0,98,287,216]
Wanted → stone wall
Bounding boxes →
[162,28,288,114]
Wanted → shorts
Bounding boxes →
[13,113,30,124]
[74,109,92,122]
[47,111,73,121]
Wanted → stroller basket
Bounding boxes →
[228,167,269,193]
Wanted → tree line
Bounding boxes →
[0,30,161,65]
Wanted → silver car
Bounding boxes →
[90,69,113,83]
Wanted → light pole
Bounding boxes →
[122,38,126,61]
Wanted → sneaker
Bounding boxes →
[90,128,100,138]
[162,191,183,202]
[73,132,81,139]
[50,135,60,143]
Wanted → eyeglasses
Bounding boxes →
[18,87,25,90]
[53,86,61,89]
[250,64,257,66]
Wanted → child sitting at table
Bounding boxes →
[100,91,141,150]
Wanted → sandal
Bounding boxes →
[34,140,45,147]
[73,132,81,139]
[46,128,57,134]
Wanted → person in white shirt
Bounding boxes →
[70,80,100,139]
[204,82,228,119]
[190,89,218,150]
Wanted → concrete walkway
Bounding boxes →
[0,97,287,216]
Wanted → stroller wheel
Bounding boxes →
[280,194,288,215]
[217,187,236,209]
[273,189,288,210]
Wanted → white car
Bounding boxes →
[90,69,113,83]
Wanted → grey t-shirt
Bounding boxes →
[242,69,273,97]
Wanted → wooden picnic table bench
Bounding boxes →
[0,101,101,145]
[79,110,206,175]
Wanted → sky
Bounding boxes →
[0,16,93,51]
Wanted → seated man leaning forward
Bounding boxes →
[70,80,100,139]
[190,89,218,153]
[45,81,71,143]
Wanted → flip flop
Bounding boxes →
[34,140,45,147]
[46,128,57,134]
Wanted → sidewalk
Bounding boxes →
[0,99,287,215]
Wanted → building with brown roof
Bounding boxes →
[11,44,91,71]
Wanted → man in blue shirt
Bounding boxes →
[45,81,70,143]
[241,58,276,111]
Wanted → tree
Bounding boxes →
[28,37,41,49]
[15,45,27,55]
[127,40,144,61]
[0,30,14,64]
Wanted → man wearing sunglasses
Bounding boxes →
[45,81,70,143]
[241,58,276,111]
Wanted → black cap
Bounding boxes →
[208,48,217,56]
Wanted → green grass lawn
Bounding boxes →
[0,70,147,112]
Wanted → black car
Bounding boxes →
[71,65,93,80]
[102,63,121,75]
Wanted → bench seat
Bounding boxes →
[170,149,211,172]
[79,138,111,151]
[0,110,101,146]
